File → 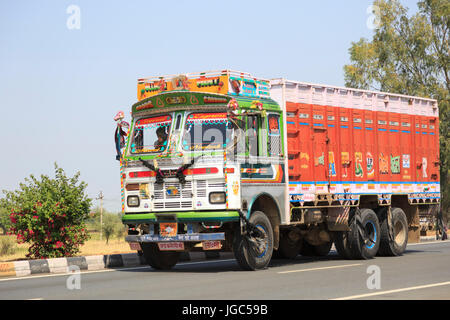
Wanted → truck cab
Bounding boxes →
[121,71,286,270]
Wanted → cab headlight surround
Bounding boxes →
[209,192,226,204]
[127,195,140,207]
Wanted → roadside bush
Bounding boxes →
[3,164,91,259]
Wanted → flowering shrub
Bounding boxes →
[4,164,91,259]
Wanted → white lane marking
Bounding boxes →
[407,240,449,246]
[332,281,450,300]
[27,298,44,300]
[278,263,362,274]
[0,259,236,282]
[0,268,119,282]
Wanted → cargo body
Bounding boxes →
[120,71,440,270]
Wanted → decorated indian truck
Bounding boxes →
[118,70,440,270]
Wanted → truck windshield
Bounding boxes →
[130,115,172,153]
[182,112,232,152]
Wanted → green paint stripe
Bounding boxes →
[122,211,240,223]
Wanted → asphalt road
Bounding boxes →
[1,241,449,300]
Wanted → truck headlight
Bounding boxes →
[127,196,140,207]
[209,192,226,204]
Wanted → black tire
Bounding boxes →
[332,231,353,259]
[233,211,274,270]
[347,208,380,259]
[141,243,180,270]
[377,207,408,256]
[299,239,332,257]
[277,232,302,259]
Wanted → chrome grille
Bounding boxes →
[150,179,224,211]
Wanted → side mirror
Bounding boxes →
[114,111,129,161]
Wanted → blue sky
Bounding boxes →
[0,0,420,212]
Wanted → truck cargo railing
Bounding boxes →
[270,78,438,116]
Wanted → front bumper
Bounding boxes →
[125,233,225,243]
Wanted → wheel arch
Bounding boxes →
[247,192,281,250]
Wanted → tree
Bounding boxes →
[344,0,450,214]
[2,163,92,259]
[102,213,122,244]
[0,204,11,235]
[116,213,127,242]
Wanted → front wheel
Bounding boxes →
[233,211,274,270]
[141,243,180,270]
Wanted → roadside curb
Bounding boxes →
[0,251,235,278]
[420,236,440,242]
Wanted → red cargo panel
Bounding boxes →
[376,112,389,183]
[429,116,440,182]
[326,106,339,182]
[364,110,376,182]
[298,104,313,182]
[388,113,401,180]
[339,108,352,182]
[352,109,365,182]
[311,105,328,184]
[400,114,413,182]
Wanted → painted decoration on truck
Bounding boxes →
[379,153,389,174]
[300,153,309,169]
[328,151,336,177]
[422,157,428,178]
[314,152,325,166]
[391,155,401,174]
[355,152,364,178]
[232,181,239,195]
[367,152,375,180]
[341,152,350,178]
[402,154,410,168]
[240,164,284,183]
[138,75,229,100]
[171,75,190,90]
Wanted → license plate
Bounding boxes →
[159,222,177,237]
[158,242,184,251]
[202,240,222,250]
[129,242,142,251]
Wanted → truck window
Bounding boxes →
[130,115,172,153]
[182,112,231,152]
[268,114,281,156]
[247,115,260,156]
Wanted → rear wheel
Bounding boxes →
[348,208,380,259]
[377,207,408,256]
[141,243,180,270]
[233,211,274,270]
[334,208,380,260]
[333,231,353,259]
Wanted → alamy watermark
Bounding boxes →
[366,265,381,290]
[66,265,81,290]
[366,4,381,30]
[66,5,81,30]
